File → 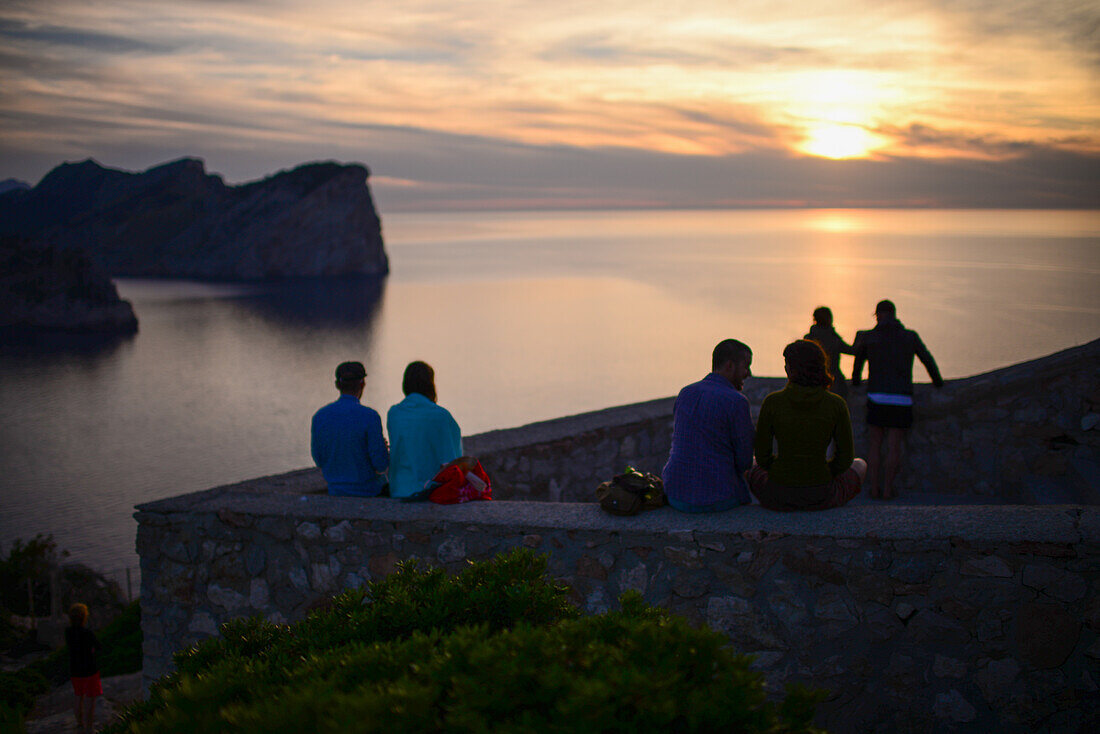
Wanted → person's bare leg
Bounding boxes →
[882,428,905,499]
[86,695,96,733]
[866,426,884,498]
[74,694,85,731]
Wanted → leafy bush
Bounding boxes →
[0,666,48,722]
[171,547,577,680]
[0,534,67,616]
[98,599,142,677]
[0,605,21,651]
[106,550,821,733]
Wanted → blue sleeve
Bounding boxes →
[367,410,389,473]
[310,414,323,468]
[732,397,754,474]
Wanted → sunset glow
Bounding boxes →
[0,0,1096,209]
[801,125,884,159]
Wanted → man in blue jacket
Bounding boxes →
[311,361,390,496]
[852,300,943,499]
[662,339,755,513]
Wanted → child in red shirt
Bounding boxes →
[66,603,101,733]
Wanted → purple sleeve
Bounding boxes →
[732,395,754,474]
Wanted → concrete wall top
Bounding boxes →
[464,396,679,453]
[136,475,1098,544]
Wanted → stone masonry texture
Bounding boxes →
[136,495,1100,733]
[135,340,1100,732]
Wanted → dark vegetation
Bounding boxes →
[105,549,822,734]
[0,535,142,724]
[0,534,70,619]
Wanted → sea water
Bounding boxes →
[1,208,1098,574]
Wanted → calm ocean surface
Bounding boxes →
[1,208,1098,576]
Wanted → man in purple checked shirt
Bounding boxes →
[662,339,755,513]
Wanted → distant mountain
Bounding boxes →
[0,236,138,336]
[0,178,30,195]
[0,158,388,279]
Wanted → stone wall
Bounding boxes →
[136,483,1100,732]
[135,341,1100,730]
[467,339,1100,503]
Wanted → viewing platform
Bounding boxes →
[135,339,1100,732]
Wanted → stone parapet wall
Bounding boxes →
[466,339,1100,503]
[463,379,783,502]
[136,486,1100,732]
[890,339,1100,502]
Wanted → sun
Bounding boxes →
[778,71,893,159]
[801,124,882,159]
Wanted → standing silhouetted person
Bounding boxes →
[311,361,390,496]
[805,306,854,399]
[662,339,754,513]
[66,603,101,734]
[852,300,943,499]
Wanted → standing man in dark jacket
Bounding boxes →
[852,300,943,499]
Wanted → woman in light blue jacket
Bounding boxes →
[386,361,463,498]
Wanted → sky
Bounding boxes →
[0,0,1097,210]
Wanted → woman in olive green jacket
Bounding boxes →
[749,339,866,510]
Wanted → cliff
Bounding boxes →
[0,158,388,279]
[0,178,29,195]
[0,237,138,336]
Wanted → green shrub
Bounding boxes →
[0,605,20,651]
[0,534,66,616]
[0,701,28,733]
[0,666,48,722]
[105,550,823,734]
[98,599,143,677]
[171,547,577,680]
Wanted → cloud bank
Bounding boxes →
[1,0,1097,209]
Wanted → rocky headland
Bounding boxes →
[0,178,29,195]
[0,158,388,280]
[0,237,138,337]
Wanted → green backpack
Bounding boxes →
[596,467,667,516]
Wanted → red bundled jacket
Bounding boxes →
[426,458,492,504]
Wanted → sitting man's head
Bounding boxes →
[712,339,752,390]
[335,361,367,398]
